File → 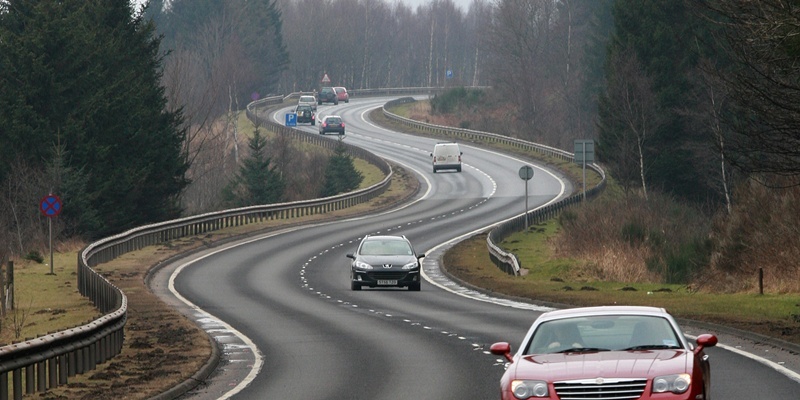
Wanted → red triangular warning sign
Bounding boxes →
[321,73,331,83]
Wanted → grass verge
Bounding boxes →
[444,213,800,345]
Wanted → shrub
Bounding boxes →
[558,209,578,226]
[24,251,44,263]
[647,237,712,284]
[430,87,485,114]
[621,220,646,245]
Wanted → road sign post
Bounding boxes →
[518,166,534,230]
[39,194,62,275]
[574,139,595,201]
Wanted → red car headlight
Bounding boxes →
[652,373,691,394]
[511,380,548,399]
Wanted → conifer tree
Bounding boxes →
[0,0,189,238]
[320,141,364,197]
[598,0,711,202]
[222,129,285,207]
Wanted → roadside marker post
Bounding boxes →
[518,166,534,230]
[39,193,62,275]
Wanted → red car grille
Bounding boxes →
[553,379,646,399]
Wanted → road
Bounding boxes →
[150,96,800,399]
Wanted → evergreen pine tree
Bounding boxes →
[223,129,285,207]
[320,141,364,197]
[0,0,189,238]
[598,0,711,202]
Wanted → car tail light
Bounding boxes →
[341,122,345,128]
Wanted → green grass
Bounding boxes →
[353,158,383,188]
[1,248,99,345]
[445,220,800,342]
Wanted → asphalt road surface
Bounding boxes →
[150,96,800,400]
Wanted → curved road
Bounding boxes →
[152,97,800,399]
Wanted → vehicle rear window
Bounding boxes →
[327,117,341,124]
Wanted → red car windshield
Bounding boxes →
[525,315,681,354]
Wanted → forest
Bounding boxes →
[1,0,799,292]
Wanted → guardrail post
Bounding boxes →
[0,371,7,400]
[37,361,45,392]
[68,349,76,377]
[24,364,33,394]
[89,344,96,371]
[12,369,21,400]
[48,357,57,390]
[58,355,67,385]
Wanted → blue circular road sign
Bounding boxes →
[40,194,63,217]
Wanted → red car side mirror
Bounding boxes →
[490,342,514,363]
[694,334,718,354]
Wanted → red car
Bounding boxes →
[334,86,349,103]
[490,306,718,400]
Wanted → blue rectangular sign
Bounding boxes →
[285,113,297,127]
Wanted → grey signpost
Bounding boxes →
[39,193,62,275]
[574,139,595,200]
[518,165,534,230]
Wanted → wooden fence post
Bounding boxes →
[0,261,6,317]
[6,261,12,310]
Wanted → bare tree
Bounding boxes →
[161,5,261,214]
[0,158,49,258]
[699,0,800,182]
[601,47,661,200]
[681,61,735,214]
[484,0,557,136]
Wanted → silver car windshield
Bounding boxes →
[360,240,413,256]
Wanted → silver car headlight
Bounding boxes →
[511,380,548,399]
[401,261,418,270]
[652,373,690,394]
[353,261,373,270]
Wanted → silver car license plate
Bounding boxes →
[377,280,398,285]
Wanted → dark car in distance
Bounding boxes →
[490,306,718,400]
[318,87,338,105]
[319,115,345,135]
[295,105,315,125]
[347,235,425,291]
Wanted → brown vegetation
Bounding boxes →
[703,180,800,293]
[554,191,712,285]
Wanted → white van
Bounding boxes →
[430,142,462,173]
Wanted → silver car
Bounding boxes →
[298,95,317,111]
